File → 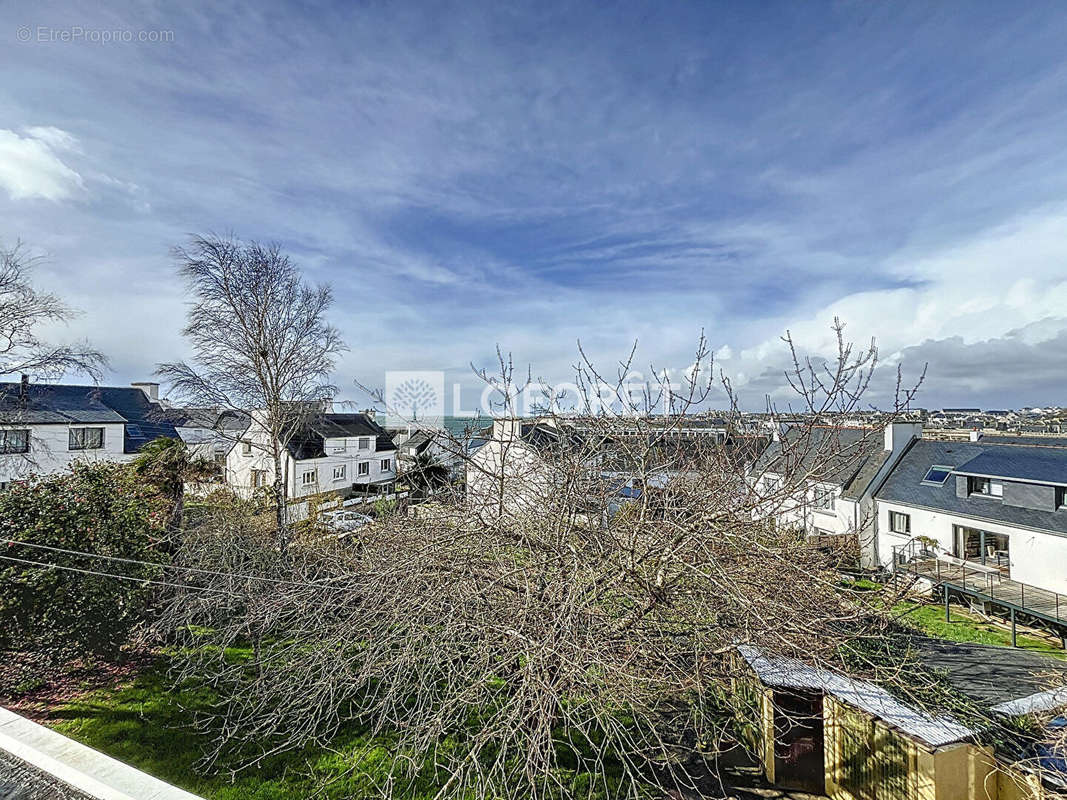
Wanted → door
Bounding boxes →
[772,690,825,794]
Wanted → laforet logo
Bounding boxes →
[385,371,445,422]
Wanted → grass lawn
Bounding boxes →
[895,601,1067,659]
[47,665,448,800]
[45,658,628,800]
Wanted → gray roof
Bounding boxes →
[0,383,179,454]
[0,748,94,799]
[750,426,887,499]
[875,439,1067,536]
[954,447,1067,487]
[286,413,396,460]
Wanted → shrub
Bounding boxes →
[0,462,164,665]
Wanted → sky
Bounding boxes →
[3,0,1067,413]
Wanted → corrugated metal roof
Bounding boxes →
[737,644,974,748]
[992,687,1067,717]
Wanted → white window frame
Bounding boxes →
[333,464,347,481]
[889,511,910,534]
[241,440,252,456]
[380,458,391,472]
[969,477,1003,498]
[813,485,835,512]
[69,427,104,451]
[358,461,369,476]
[301,470,317,486]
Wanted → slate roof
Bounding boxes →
[0,748,95,799]
[0,383,179,454]
[749,426,887,499]
[170,407,250,432]
[875,439,1067,536]
[954,447,1067,486]
[285,413,396,460]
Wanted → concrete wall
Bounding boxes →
[877,500,1067,595]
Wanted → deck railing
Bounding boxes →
[893,542,1066,626]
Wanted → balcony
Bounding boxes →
[892,543,1067,640]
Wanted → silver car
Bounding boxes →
[322,509,373,532]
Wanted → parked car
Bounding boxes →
[322,510,373,532]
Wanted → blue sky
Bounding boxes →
[3,0,1067,411]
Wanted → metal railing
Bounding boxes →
[893,541,1066,625]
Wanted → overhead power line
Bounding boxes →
[0,553,237,596]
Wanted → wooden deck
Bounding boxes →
[899,555,1067,630]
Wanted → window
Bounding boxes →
[251,469,267,488]
[125,424,142,438]
[380,458,391,472]
[921,466,953,485]
[69,427,104,450]
[969,476,1003,497]
[358,437,371,450]
[333,464,346,480]
[0,429,30,454]
[763,475,781,494]
[301,470,317,485]
[889,511,910,534]
[358,462,369,476]
[813,485,835,511]
[241,440,252,456]
[1058,487,1066,510]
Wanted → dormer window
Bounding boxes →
[813,486,835,511]
[921,466,953,485]
[358,437,371,450]
[969,477,1003,498]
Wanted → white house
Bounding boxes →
[0,377,179,487]
[874,433,1067,596]
[226,410,397,500]
[465,418,570,522]
[748,422,922,553]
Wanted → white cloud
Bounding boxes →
[0,128,84,201]
[727,208,1067,404]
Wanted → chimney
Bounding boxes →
[131,382,159,402]
[493,418,523,442]
[884,422,923,452]
[361,408,376,420]
[19,374,29,401]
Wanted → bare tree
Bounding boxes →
[156,325,975,800]
[157,234,346,539]
[0,241,106,381]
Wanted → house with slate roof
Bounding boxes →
[0,376,178,487]
[875,433,1067,597]
[747,422,922,559]
[225,409,397,499]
